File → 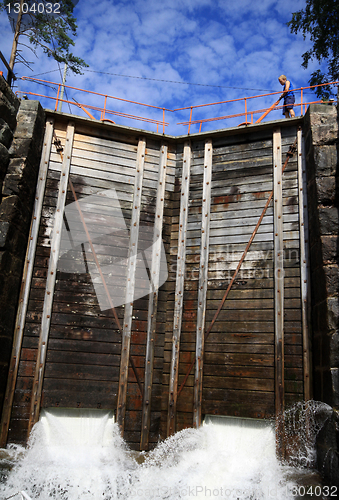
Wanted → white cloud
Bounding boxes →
[0,0,325,134]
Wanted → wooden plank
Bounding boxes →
[0,119,55,448]
[116,137,146,433]
[213,138,272,155]
[73,131,175,161]
[203,364,274,378]
[202,391,275,419]
[202,199,298,215]
[188,232,275,246]
[193,139,212,428]
[44,173,171,205]
[273,127,285,454]
[298,128,312,401]
[63,151,167,183]
[140,143,168,450]
[172,222,299,240]
[27,121,75,436]
[183,214,298,231]
[171,297,301,310]
[69,143,176,176]
[48,161,159,190]
[167,141,191,436]
[202,375,274,392]
[165,276,299,292]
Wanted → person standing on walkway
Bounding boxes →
[278,75,295,118]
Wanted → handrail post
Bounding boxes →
[163,108,165,134]
[55,83,61,111]
[188,107,193,135]
[102,95,107,121]
[300,88,303,116]
[244,97,247,123]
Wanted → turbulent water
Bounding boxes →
[0,402,331,500]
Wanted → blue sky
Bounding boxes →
[0,0,324,134]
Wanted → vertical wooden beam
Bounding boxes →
[0,119,55,447]
[140,143,168,450]
[27,121,75,436]
[273,128,285,454]
[167,141,191,437]
[193,139,212,428]
[298,127,312,401]
[117,137,146,433]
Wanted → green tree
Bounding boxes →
[287,0,339,99]
[1,0,87,85]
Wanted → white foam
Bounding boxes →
[0,403,331,500]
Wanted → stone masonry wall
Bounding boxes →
[303,103,339,485]
[0,76,20,194]
[0,76,45,417]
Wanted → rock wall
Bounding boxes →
[304,104,339,485]
[0,76,45,416]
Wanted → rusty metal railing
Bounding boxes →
[14,76,338,133]
[18,76,171,134]
[175,81,338,133]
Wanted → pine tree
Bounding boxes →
[288,0,339,99]
[1,0,87,85]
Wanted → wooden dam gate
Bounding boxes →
[0,112,311,451]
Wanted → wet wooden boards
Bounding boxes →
[0,115,309,451]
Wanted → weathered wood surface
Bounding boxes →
[298,127,311,401]
[116,137,146,433]
[28,121,75,435]
[193,139,212,428]
[273,128,285,457]
[161,127,303,436]
[4,116,306,450]
[140,143,168,450]
[192,134,273,430]
[167,141,191,436]
[0,119,55,448]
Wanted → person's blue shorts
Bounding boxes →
[283,95,295,114]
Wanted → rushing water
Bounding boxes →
[0,402,331,500]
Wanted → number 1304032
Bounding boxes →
[6,2,61,14]
[289,485,338,497]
